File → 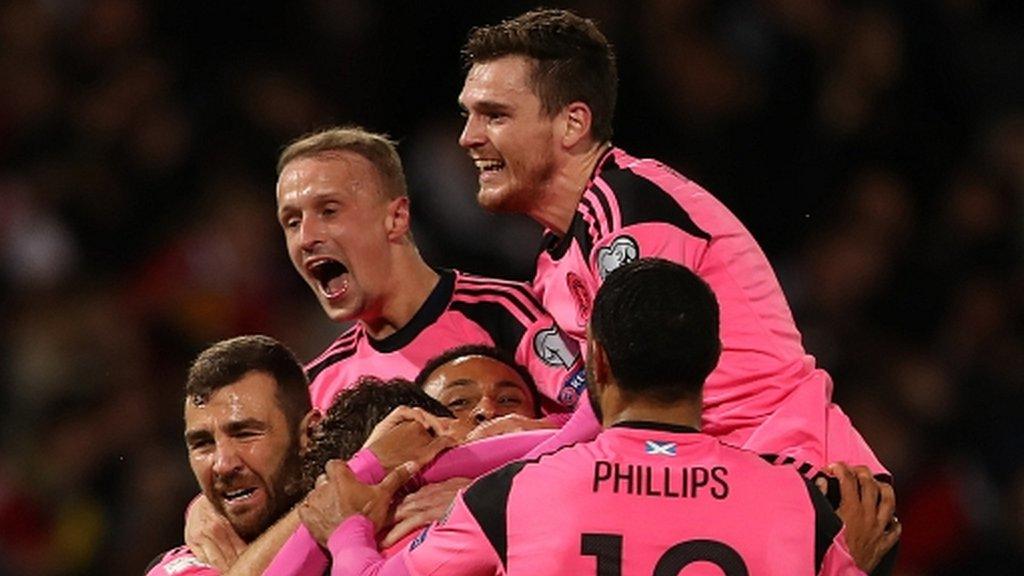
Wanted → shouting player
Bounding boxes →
[275,126,583,414]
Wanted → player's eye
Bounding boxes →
[447,398,469,410]
[188,439,212,452]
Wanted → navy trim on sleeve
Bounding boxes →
[461,460,529,570]
[804,478,843,573]
[598,168,712,242]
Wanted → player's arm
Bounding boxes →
[588,221,708,282]
[222,508,326,576]
[183,494,246,571]
[810,464,900,576]
[324,483,503,576]
[249,408,455,575]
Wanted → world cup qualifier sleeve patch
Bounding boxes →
[533,325,580,369]
[596,235,639,280]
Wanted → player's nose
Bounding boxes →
[212,442,243,477]
[459,114,485,149]
[472,398,497,423]
[298,216,325,251]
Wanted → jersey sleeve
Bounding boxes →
[145,546,219,576]
[326,499,503,576]
[587,221,707,283]
[262,525,329,576]
[512,312,586,412]
[522,390,601,459]
[450,274,585,411]
[415,429,557,487]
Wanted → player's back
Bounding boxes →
[467,422,838,575]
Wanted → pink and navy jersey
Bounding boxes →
[327,422,866,576]
[533,147,884,476]
[305,269,584,412]
[145,546,217,576]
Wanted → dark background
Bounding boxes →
[0,1,1021,574]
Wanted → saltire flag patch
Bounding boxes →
[644,440,677,456]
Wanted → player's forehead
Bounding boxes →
[459,55,537,107]
[184,372,285,430]
[276,152,384,206]
[436,355,526,388]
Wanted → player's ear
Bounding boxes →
[298,409,322,454]
[385,196,411,240]
[589,340,611,392]
[560,101,592,149]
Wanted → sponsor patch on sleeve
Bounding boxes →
[596,235,639,280]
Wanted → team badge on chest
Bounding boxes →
[566,271,592,327]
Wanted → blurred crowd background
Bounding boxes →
[0,1,1021,574]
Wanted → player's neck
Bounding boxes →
[607,398,702,431]
[361,253,439,340]
[533,140,611,236]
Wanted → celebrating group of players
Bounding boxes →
[146,9,900,576]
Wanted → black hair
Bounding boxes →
[299,376,453,492]
[590,258,721,402]
[185,335,311,430]
[415,344,542,417]
[462,8,618,142]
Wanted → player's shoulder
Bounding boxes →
[450,269,548,323]
[144,545,215,576]
[589,147,711,240]
[462,441,582,523]
[305,323,363,383]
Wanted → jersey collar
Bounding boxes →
[367,269,455,353]
[611,420,700,434]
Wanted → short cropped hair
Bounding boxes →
[276,126,407,200]
[185,335,311,430]
[299,376,453,491]
[462,8,618,143]
[590,258,721,402]
[415,344,542,417]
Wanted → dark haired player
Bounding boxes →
[146,335,320,575]
[417,344,558,440]
[456,8,884,477]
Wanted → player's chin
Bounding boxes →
[476,187,519,214]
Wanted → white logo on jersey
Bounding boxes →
[533,326,580,369]
[597,235,639,280]
[164,555,211,574]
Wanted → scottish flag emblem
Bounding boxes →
[645,440,677,456]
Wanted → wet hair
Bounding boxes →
[185,335,311,430]
[462,8,618,142]
[415,344,542,417]
[299,376,453,491]
[276,126,407,200]
[590,258,721,402]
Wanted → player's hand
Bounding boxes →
[299,459,418,546]
[364,407,458,472]
[830,462,901,573]
[380,477,473,548]
[183,494,246,571]
[363,406,454,447]
[464,414,557,442]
